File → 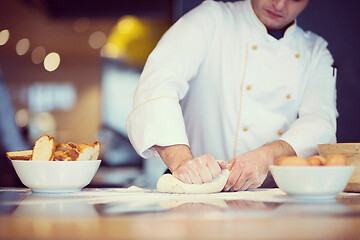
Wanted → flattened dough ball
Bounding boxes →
[157,169,230,194]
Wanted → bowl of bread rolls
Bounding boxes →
[270,152,354,200]
[7,135,101,193]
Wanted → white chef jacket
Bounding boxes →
[126,0,338,162]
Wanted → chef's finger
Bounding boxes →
[248,184,257,191]
[188,170,203,184]
[192,157,213,183]
[198,166,213,183]
[232,165,257,191]
[231,177,247,191]
[227,159,236,170]
[238,178,255,191]
[216,160,228,170]
[248,180,262,190]
[173,171,191,184]
[185,160,204,184]
[224,160,243,191]
[195,154,221,180]
[202,156,221,179]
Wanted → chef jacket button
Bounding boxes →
[243,127,248,132]
[295,53,300,58]
[252,45,258,50]
[278,130,283,136]
[246,85,252,90]
[286,94,291,99]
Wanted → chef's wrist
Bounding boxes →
[154,144,193,172]
[259,140,296,165]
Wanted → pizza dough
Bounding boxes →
[157,169,230,194]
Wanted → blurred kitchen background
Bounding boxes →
[0,0,359,188]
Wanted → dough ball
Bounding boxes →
[157,169,230,194]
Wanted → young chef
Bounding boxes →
[127,0,337,191]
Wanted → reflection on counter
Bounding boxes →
[1,187,360,232]
[3,188,357,217]
[12,193,98,217]
[95,197,358,218]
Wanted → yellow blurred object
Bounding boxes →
[102,16,169,67]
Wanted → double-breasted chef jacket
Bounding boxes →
[127,0,337,163]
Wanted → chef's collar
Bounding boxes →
[244,0,297,40]
[268,21,294,39]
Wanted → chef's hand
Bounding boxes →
[223,140,296,191]
[154,144,227,184]
[173,155,227,184]
[223,150,269,191]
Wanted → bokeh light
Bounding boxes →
[15,109,29,128]
[31,46,46,64]
[43,52,60,72]
[0,29,10,46]
[16,38,30,55]
[88,31,107,49]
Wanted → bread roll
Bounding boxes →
[307,155,326,166]
[275,156,309,166]
[6,150,33,160]
[31,135,56,161]
[325,154,348,166]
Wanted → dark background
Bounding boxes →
[297,0,360,143]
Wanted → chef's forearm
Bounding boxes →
[259,140,296,165]
[154,144,194,173]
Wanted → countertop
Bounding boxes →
[1,187,360,240]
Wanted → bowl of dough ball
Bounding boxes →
[270,153,354,200]
[7,135,102,193]
[318,143,360,192]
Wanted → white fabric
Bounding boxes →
[127,0,337,162]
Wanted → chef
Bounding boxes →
[127,0,337,191]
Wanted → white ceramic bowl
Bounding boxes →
[11,160,101,193]
[270,165,354,200]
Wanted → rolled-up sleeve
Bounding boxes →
[280,38,338,158]
[126,1,216,158]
